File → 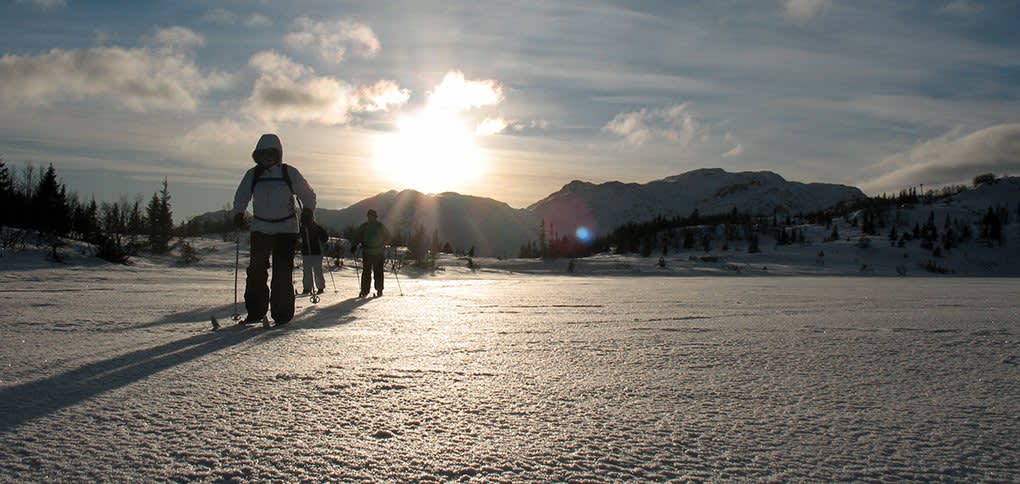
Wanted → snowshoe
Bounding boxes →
[238,315,264,326]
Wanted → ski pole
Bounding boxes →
[297,200,319,304]
[326,256,337,294]
[231,230,241,321]
[392,252,404,296]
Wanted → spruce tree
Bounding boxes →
[147,178,174,253]
[538,219,548,258]
[0,160,14,227]
[33,164,70,236]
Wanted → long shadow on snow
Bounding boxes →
[280,296,373,331]
[0,295,377,436]
[0,296,374,433]
[130,303,239,330]
[0,324,269,434]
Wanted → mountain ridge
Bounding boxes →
[192,168,868,256]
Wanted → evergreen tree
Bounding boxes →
[747,233,760,253]
[127,197,145,236]
[0,160,14,227]
[538,218,547,258]
[147,178,174,253]
[33,164,70,236]
[430,228,440,261]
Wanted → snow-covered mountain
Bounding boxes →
[316,189,537,257]
[528,168,865,237]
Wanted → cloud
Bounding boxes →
[202,8,236,25]
[15,0,66,9]
[246,13,272,28]
[602,103,701,146]
[784,0,832,22]
[284,18,380,63]
[426,70,504,113]
[861,124,1020,194]
[0,46,231,112]
[180,118,248,153]
[779,95,1020,131]
[244,51,408,126]
[249,50,311,79]
[476,117,509,136]
[939,0,982,16]
[353,80,410,112]
[148,26,205,52]
[722,144,744,158]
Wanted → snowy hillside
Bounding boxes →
[529,168,865,238]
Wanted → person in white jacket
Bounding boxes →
[233,133,316,326]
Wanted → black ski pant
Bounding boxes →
[245,231,298,322]
[361,253,385,295]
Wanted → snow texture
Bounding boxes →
[1,241,1018,482]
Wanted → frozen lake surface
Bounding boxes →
[1,269,1018,482]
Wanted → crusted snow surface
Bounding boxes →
[1,265,1018,482]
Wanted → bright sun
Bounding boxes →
[373,110,486,194]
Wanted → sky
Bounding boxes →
[1,0,1019,221]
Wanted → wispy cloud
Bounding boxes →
[246,13,272,28]
[180,118,248,154]
[202,8,236,25]
[285,18,380,63]
[722,143,744,158]
[602,103,701,146]
[862,124,1020,194]
[783,0,833,23]
[148,26,205,52]
[15,0,66,9]
[778,95,1020,131]
[243,51,407,125]
[0,45,231,112]
[939,0,982,16]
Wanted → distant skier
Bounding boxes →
[299,213,329,295]
[233,133,316,325]
[353,209,390,298]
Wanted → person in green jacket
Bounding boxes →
[354,209,390,297]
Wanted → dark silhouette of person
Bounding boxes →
[354,209,390,297]
[232,133,316,325]
[299,214,329,294]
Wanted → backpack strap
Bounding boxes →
[250,163,297,223]
[251,163,295,194]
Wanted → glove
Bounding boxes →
[233,212,245,228]
[300,207,314,226]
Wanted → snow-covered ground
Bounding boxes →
[1,239,1019,482]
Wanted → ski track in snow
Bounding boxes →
[1,262,1019,482]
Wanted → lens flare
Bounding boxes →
[575,226,593,243]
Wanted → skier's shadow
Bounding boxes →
[0,296,374,433]
[131,303,238,330]
[0,323,267,434]
[280,296,373,331]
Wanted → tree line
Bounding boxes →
[516,173,1016,260]
[0,160,174,263]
